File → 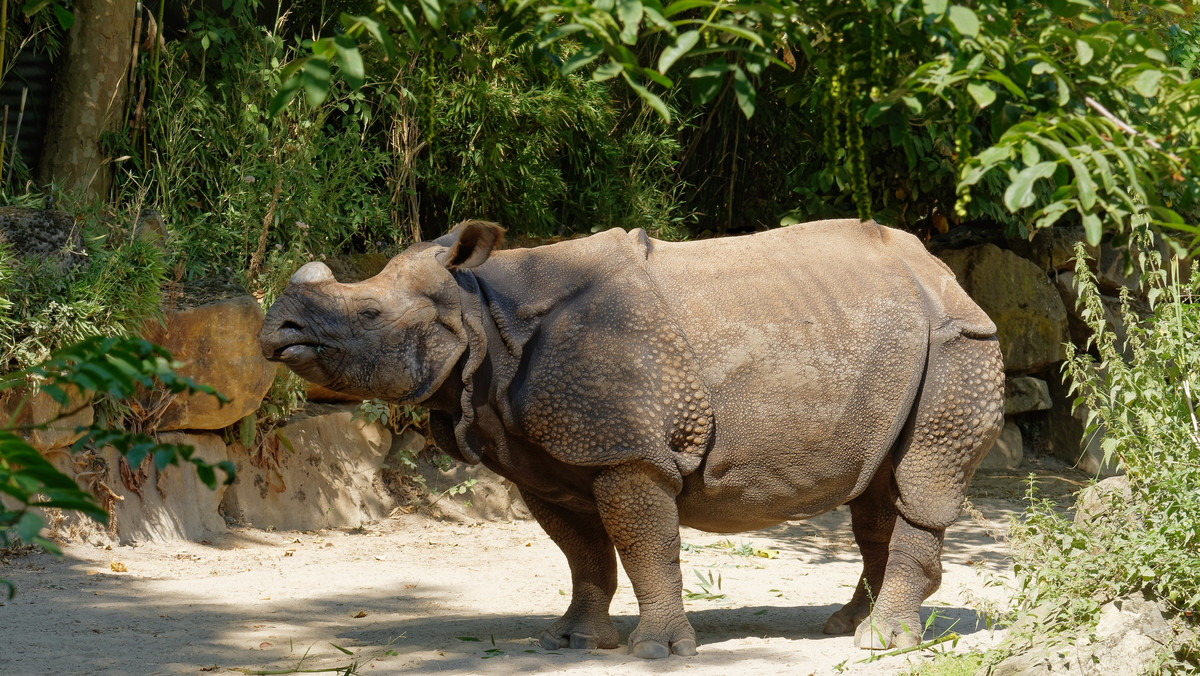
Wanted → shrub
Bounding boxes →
[1002,227,1199,668]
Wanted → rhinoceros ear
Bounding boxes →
[437,220,505,270]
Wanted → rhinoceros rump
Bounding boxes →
[260,219,1004,658]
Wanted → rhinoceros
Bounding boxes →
[259,219,1004,658]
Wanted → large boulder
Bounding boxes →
[1045,370,1122,477]
[220,404,394,531]
[983,592,1188,676]
[40,433,231,544]
[938,244,1069,374]
[0,385,93,452]
[1005,376,1052,415]
[105,433,231,542]
[141,289,274,431]
[389,429,531,522]
[978,417,1023,470]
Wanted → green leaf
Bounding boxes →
[301,58,332,108]
[269,68,304,117]
[658,30,699,74]
[947,6,979,38]
[967,82,995,108]
[1004,161,1057,211]
[624,73,670,121]
[732,66,756,118]
[593,61,625,82]
[1130,69,1162,98]
[563,43,602,74]
[1076,39,1094,66]
[923,0,948,16]
[333,36,365,90]
[618,0,643,45]
[1082,212,1102,245]
[239,415,256,449]
[51,3,74,29]
[417,0,442,25]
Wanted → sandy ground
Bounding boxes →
[1,469,1077,676]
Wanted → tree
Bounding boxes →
[37,0,135,201]
[280,0,1200,251]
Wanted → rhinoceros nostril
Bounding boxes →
[280,319,304,331]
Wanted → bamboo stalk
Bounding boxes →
[5,86,24,191]
[1,104,9,191]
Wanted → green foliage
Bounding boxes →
[1004,229,1199,666]
[303,0,1200,245]
[0,208,167,371]
[416,26,689,237]
[1,337,234,597]
[133,27,394,293]
[899,651,984,676]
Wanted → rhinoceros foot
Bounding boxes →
[537,602,619,651]
[628,615,698,658]
[822,601,871,635]
[852,613,922,650]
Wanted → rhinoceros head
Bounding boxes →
[259,221,503,403]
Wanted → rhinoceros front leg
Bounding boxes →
[593,463,696,659]
[520,489,620,650]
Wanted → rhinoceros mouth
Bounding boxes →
[269,342,325,365]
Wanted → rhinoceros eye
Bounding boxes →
[359,308,381,321]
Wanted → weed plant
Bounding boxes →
[1001,230,1199,669]
[0,205,165,370]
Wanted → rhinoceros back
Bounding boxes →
[644,220,984,525]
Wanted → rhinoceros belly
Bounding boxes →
[645,222,927,531]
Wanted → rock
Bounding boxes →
[0,385,93,452]
[1009,225,1086,273]
[220,404,394,531]
[142,293,275,431]
[107,433,231,542]
[1045,370,1122,477]
[984,592,1179,676]
[1005,376,1052,415]
[306,382,362,404]
[325,252,390,283]
[39,434,231,544]
[938,244,1069,374]
[979,417,1023,470]
[1074,475,1134,526]
[0,206,87,274]
[380,428,530,522]
[413,450,531,522]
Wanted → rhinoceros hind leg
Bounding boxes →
[823,462,896,635]
[521,489,620,651]
[594,463,697,659]
[852,515,944,649]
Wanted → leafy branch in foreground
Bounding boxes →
[1,336,235,597]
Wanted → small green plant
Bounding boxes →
[682,568,725,602]
[681,538,778,559]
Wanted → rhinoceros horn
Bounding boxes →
[290,261,335,285]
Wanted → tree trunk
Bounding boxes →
[38,0,135,201]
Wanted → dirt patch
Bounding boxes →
[1,469,1064,675]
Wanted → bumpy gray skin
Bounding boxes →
[260,219,1005,658]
